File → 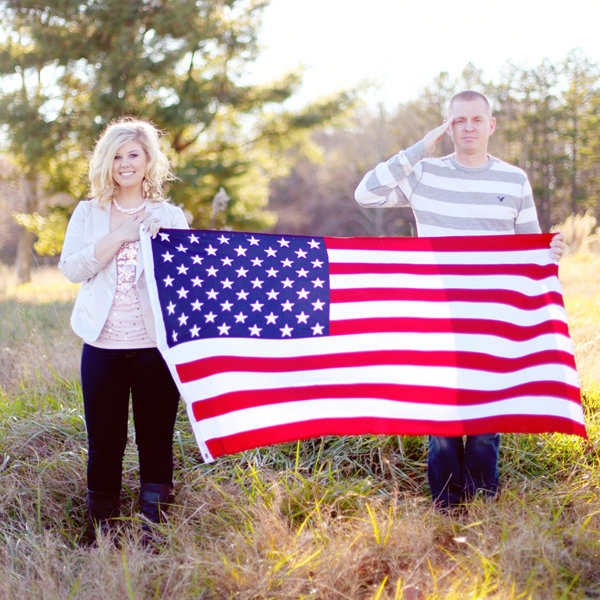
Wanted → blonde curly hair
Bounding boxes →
[89,117,174,206]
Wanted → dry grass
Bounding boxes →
[0,256,599,599]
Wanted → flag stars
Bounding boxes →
[234,312,248,323]
[189,233,200,244]
[311,259,324,268]
[251,300,264,312]
[236,266,248,278]
[204,311,217,323]
[206,244,217,256]
[248,236,260,246]
[251,278,264,289]
[190,324,201,337]
[265,247,277,257]
[176,264,189,275]
[177,287,189,299]
[308,239,320,249]
[249,324,262,336]
[295,248,308,259]
[206,266,218,277]
[277,238,290,247]
[176,243,188,253]
[265,312,279,324]
[217,234,229,244]
[191,255,203,265]
[266,267,279,277]
[178,313,189,326]
[234,245,247,257]
[296,268,308,278]
[236,289,250,300]
[266,289,279,300]
[191,276,203,287]
[221,256,233,266]
[220,300,233,311]
[281,300,294,312]
[312,278,325,288]
[297,288,310,299]
[311,323,324,335]
[218,323,231,336]
[166,301,176,315]
[191,299,203,311]
[296,311,309,324]
[281,258,293,267]
[159,232,170,242]
[251,257,264,267]
[280,324,293,337]
[221,278,234,289]
[163,275,174,287]
[281,278,294,289]
[312,299,325,311]
[206,289,219,300]
[162,251,173,262]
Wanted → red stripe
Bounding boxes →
[329,262,556,280]
[329,317,570,340]
[192,381,581,420]
[330,288,564,310]
[324,233,555,253]
[176,349,575,381]
[205,414,586,458]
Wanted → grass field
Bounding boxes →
[0,255,599,600]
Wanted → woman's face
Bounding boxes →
[112,140,149,193]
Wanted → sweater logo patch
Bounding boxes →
[497,196,505,202]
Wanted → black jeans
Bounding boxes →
[81,344,180,493]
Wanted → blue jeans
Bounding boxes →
[81,344,180,493]
[427,434,500,507]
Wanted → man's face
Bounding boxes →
[447,98,496,158]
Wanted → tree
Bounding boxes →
[0,0,353,280]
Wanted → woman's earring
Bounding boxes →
[143,178,150,199]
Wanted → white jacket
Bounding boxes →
[59,198,189,343]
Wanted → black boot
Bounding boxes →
[84,490,120,545]
[139,482,174,548]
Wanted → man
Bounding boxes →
[354,90,565,508]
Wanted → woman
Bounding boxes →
[59,118,188,542]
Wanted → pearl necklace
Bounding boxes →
[112,198,147,215]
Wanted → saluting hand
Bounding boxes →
[422,120,452,155]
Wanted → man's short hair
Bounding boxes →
[448,90,492,115]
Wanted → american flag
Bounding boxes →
[141,229,585,462]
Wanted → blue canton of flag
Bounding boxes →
[151,229,331,347]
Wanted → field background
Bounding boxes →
[0,253,599,600]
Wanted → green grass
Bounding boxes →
[0,258,599,599]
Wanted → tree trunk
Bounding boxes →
[14,174,40,284]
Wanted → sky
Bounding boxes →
[247,0,600,109]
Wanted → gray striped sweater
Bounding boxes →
[354,141,541,237]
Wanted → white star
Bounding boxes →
[172,330,178,342]
[249,324,262,336]
[281,258,293,267]
[251,278,264,289]
[166,301,176,315]
[163,275,174,287]
[266,267,278,277]
[176,243,188,253]
[191,276,203,287]
[217,234,229,244]
[177,287,189,299]
[251,300,264,312]
[236,266,248,278]
[234,245,247,256]
[311,323,324,335]
[220,300,233,311]
[234,312,248,323]
[281,278,294,288]
[248,236,260,246]
[312,299,325,311]
[162,251,173,262]
[296,311,309,324]
[280,324,293,337]
[295,248,307,258]
[297,288,310,299]
[277,238,290,247]
[177,264,189,275]
[265,312,278,324]
[236,289,249,300]
[308,239,320,249]
[266,289,279,300]
[206,266,218,276]
[189,233,200,244]
[296,268,308,278]
[312,278,325,288]
[206,244,217,256]
[206,289,219,299]
[221,278,234,289]
[192,255,203,265]
[311,258,324,268]
[281,300,294,312]
[251,257,264,267]
[191,299,203,311]
[159,232,170,241]
[204,311,217,323]
[178,313,189,326]
[265,247,277,257]
[218,323,231,336]
[221,256,233,266]
[190,324,201,337]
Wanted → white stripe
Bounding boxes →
[163,331,575,364]
[198,396,586,439]
[422,173,525,196]
[330,300,567,325]
[330,273,563,295]
[179,363,580,403]
[327,247,553,266]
